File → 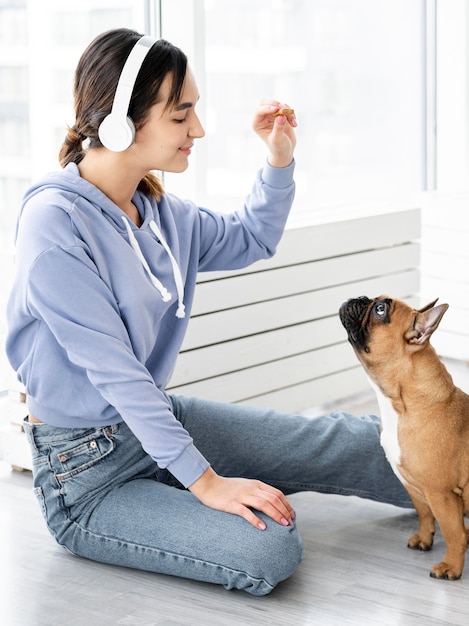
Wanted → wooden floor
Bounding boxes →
[2,359,469,626]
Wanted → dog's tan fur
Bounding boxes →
[340,295,469,580]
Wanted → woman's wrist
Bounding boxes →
[267,155,294,168]
[188,466,218,497]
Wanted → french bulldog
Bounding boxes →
[339,295,469,580]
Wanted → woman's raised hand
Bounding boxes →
[252,101,297,168]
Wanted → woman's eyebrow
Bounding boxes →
[174,102,193,111]
[173,95,200,112]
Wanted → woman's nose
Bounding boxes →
[190,114,205,139]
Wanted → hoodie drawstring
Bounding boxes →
[121,216,186,318]
[149,220,186,319]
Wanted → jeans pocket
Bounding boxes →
[55,426,117,482]
[53,426,118,512]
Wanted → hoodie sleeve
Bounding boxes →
[197,160,295,271]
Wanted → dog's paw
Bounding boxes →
[408,531,434,551]
[430,562,462,580]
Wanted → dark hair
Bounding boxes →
[59,28,188,199]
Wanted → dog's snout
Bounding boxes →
[339,296,372,325]
[339,296,373,352]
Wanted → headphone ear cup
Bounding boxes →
[98,113,136,152]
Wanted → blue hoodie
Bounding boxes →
[6,160,295,487]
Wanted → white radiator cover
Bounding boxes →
[168,206,421,412]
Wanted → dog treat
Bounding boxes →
[275,107,294,117]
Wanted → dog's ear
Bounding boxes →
[405,302,449,345]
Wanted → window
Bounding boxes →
[162,0,426,216]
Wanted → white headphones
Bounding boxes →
[98,35,157,152]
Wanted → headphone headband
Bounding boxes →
[98,34,157,152]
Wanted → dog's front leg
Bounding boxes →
[406,490,435,551]
[426,491,467,580]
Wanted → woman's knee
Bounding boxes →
[242,520,305,594]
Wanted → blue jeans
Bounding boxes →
[23,395,411,596]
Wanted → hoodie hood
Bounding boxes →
[19,163,185,317]
[19,163,132,235]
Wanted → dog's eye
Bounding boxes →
[375,302,387,317]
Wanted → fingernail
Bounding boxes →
[276,115,286,125]
[257,521,266,530]
[280,517,290,526]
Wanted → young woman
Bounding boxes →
[6,28,411,596]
